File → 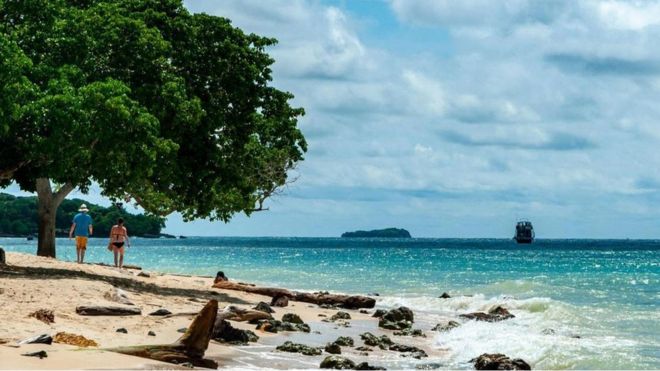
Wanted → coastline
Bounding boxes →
[0,252,442,370]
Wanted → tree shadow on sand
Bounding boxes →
[0,264,249,305]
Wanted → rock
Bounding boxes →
[149,308,172,316]
[18,334,52,345]
[282,313,304,324]
[214,271,228,283]
[53,332,98,347]
[359,310,369,314]
[393,329,426,337]
[21,350,47,359]
[355,362,387,370]
[116,328,128,334]
[378,307,414,330]
[470,353,531,370]
[372,309,387,318]
[137,271,150,278]
[355,346,373,352]
[177,327,187,333]
[0,247,5,264]
[180,362,194,368]
[320,303,336,309]
[212,319,259,345]
[325,342,342,354]
[541,328,556,335]
[276,341,322,356]
[330,311,351,321]
[271,295,289,307]
[320,355,356,369]
[416,363,443,369]
[389,344,428,359]
[148,331,156,336]
[28,309,55,324]
[360,332,393,349]
[334,336,354,347]
[76,306,141,316]
[460,306,514,323]
[254,301,274,313]
[103,287,134,306]
[431,321,460,332]
[255,319,310,333]
[368,293,380,297]
[439,292,451,299]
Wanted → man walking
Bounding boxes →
[69,204,93,264]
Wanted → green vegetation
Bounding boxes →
[0,193,163,237]
[0,1,307,257]
[341,228,412,238]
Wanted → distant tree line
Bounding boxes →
[0,193,164,237]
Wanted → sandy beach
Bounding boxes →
[0,252,439,370]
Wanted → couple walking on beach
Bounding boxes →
[68,203,131,268]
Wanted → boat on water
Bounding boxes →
[514,221,534,243]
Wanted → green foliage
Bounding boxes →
[0,193,163,236]
[0,0,306,218]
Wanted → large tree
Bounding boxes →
[0,0,307,257]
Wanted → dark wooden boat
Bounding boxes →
[514,221,534,244]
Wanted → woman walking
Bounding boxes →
[109,218,130,268]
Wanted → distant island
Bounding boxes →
[0,193,164,238]
[341,228,412,238]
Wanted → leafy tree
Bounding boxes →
[0,1,306,257]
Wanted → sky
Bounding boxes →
[7,0,660,238]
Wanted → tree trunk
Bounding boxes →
[35,178,74,258]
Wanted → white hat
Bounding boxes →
[78,204,89,212]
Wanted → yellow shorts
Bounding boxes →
[76,236,88,250]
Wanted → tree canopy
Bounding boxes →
[0,0,306,256]
[0,193,164,237]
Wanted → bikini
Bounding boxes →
[112,227,126,248]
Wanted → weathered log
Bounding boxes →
[217,306,273,323]
[76,306,141,316]
[105,300,219,369]
[212,281,376,309]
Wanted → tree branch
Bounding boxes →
[53,182,75,206]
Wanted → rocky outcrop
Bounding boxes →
[360,332,393,349]
[431,321,460,332]
[439,292,451,299]
[28,309,55,324]
[254,302,274,313]
[271,295,289,307]
[393,329,425,337]
[460,306,514,322]
[320,355,356,369]
[378,307,414,330]
[255,319,310,333]
[389,343,428,359]
[212,319,259,345]
[212,281,375,309]
[149,309,172,316]
[276,341,322,356]
[282,313,304,324]
[325,342,342,354]
[372,309,387,318]
[334,336,354,347]
[355,362,386,370]
[470,353,531,370]
[331,311,351,321]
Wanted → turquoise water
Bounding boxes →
[2,237,659,369]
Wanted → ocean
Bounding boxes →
[2,237,658,369]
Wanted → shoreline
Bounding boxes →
[0,252,446,370]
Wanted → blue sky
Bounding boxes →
[8,0,660,238]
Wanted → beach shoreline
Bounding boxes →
[0,251,443,370]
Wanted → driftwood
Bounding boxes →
[76,306,142,316]
[212,281,376,309]
[93,262,142,270]
[217,306,273,322]
[105,299,219,369]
